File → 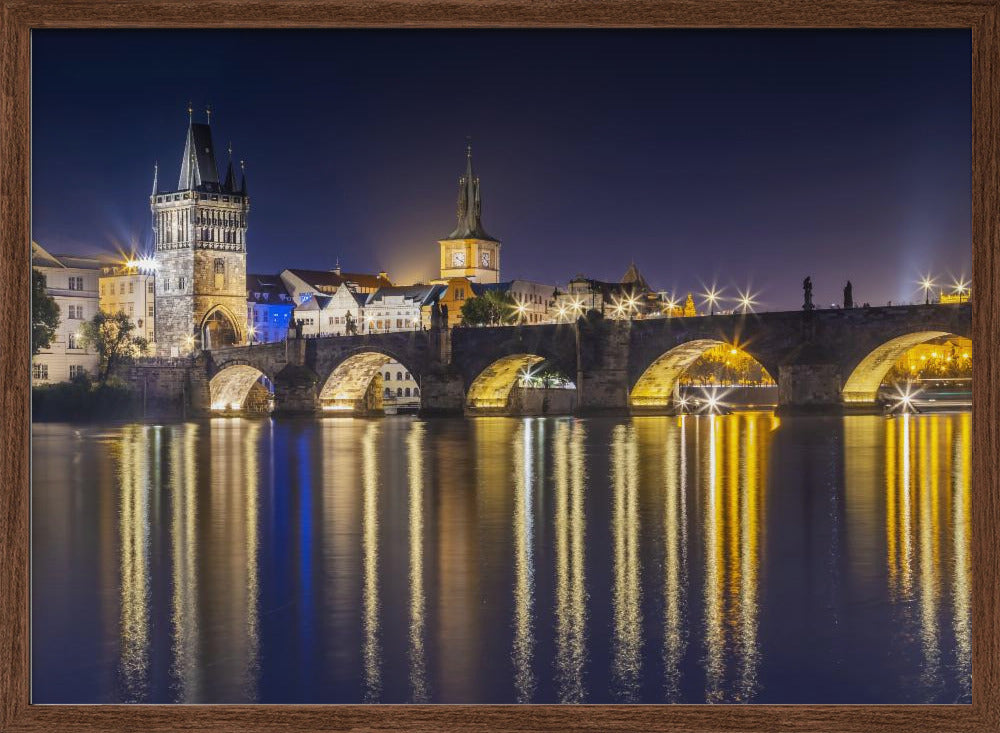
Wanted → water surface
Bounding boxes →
[32,413,971,704]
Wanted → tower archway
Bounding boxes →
[201,307,242,350]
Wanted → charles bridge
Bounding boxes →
[121,302,971,417]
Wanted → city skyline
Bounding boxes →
[33,29,971,310]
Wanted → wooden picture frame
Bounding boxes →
[2,1,997,730]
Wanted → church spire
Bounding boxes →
[222,141,238,193]
[447,141,495,241]
[240,159,248,195]
[177,102,221,190]
[151,161,158,196]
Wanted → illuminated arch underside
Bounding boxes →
[466,354,546,410]
[630,338,771,408]
[210,365,267,410]
[319,352,395,408]
[841,330,951,403]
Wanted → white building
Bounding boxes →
[31,242,102,383]
[99,261,157,344]
[477,280,556,324]
[363,284,444,334]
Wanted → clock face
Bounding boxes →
[452,250,466,267]
[480,250,490,267]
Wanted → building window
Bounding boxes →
[32,363,48,380]
[456,287,465,301]
[120,282,126,295]
[384,371,391,381]
[67,305,83,320]
[68,333,81,350]
[384,387,391,397]
[413,387,419,397]
[68,276,84,291]
[404,387,411,397]
[148,304,155,317]
[177,277,186,291]
[396,371,402,381]
[396,387,403,397]
[127,303,134,317]
[69,365,86,379]
[404,372,410,380]
[147,281,155,294]
[128,282,134,294]
[214,258,225,290]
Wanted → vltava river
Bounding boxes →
[32,413,971,704]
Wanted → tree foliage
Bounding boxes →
[32,268,60,356]
[460,289,517,326]
[80,311,150,385]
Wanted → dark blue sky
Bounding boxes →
[33,29,970,310]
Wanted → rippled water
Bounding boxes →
[31,412,971,704]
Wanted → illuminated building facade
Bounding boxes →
[31,242,102,383]
[246,273,295,344]
[99,262,157,344]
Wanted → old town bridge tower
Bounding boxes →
[152,105,249,356]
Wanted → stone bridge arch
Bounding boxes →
[451,323,579,413]
[834,305,971,405]
[626,315,790,412]
[316,346,424,413]
[208,358,276,412]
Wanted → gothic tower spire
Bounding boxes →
[448,141,494,241]
[222,141,238,193]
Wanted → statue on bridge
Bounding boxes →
[843,281,853,309]
[292,319,303,339]
[803,276,814,311]
[345,311,358,336]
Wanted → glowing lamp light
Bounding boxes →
[736,287,759,314]
[892,382,923,414]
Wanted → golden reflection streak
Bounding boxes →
[703,416,724,703]
[886,418,898,597]
[662,416,686,701]
[242,421,261,700]
[406,423,428,702]
[554,419,587,702]
[118,426,150,702]
[512,419,536,703]
[362,422,382,702]
[738,414,761,701]
[917,419,941,686]
[953,413,971,698]
[170,423,199,701]
[899,416,913,599]
[611,424,642,701]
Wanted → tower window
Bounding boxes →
[214,259,225,290]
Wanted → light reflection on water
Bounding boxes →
[31,412,971,704]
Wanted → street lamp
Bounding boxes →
[953,277,970,303]
[918,274,936,305]
[247,325,257,346]
[701,286,723,316]
[736,288,758,314]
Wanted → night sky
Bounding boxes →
[32,29,970,311]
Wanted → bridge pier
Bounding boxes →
[575,316,631,415]
[419,371,465,416]
[272,364,320,416]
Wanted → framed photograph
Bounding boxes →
[3,1,999,731]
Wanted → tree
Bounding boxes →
[79,311,149,385]
[32,268,60,356]
[460,289,517,326]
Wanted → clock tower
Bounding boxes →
[438,143,500,283]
